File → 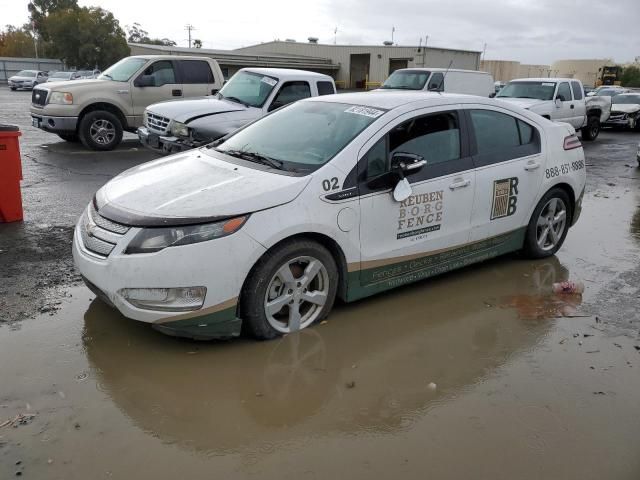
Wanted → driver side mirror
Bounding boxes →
[390,152,427,202]
[135,75,155,87]
[554,97,563,107]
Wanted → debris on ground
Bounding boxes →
[345,381,356,389]
[427,382,437,391]
[552,281,585,294]
[0,413,36,429]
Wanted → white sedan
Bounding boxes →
[73,92,586,340]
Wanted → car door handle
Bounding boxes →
[449,179,471,190]
[570,104,575,109]
[172,89,182,97]
[525,161,541,171]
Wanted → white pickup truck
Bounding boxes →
[496,78,610,140]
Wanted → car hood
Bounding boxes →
[35,79,105,90]
[611,104,640,114]
[95,149,311,226]
[147,97,254,124]
[496,97,548,109]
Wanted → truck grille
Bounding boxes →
[32,88,48,106]
[79,204,131,258]
[608,113,626,121]
[146,112,170,134]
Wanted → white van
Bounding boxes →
[379,68,494,97]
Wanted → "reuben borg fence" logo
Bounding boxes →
[491,177,519,220]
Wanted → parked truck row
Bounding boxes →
[28,54,623,152]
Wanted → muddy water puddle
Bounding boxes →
[1,189,640,478]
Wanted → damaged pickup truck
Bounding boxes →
[496,78,611,141]
[138,68,336,153]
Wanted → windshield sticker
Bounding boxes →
[261,76,277,86]
[344,106,385,118]
[542,82,555,87]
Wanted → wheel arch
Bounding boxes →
[78,102,128,131]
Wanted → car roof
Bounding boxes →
[395,68,490,75]
[510,78,578,82]
[239,67,333,80]
[308,91,492,110]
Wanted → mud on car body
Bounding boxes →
[73,92,586,340]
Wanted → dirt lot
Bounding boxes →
[1,88,640,479]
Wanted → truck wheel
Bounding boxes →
[57,133,79,142]
[522,188,572,259]
[78,111,123,151]
[240,240,338,340]
[581,116,599,141]
[10,87,16,91]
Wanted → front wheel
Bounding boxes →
[581,116,599,141]
[241,240,338,340]
[10,87,16,91]
[522,189,572,259]
[78,110,123,151]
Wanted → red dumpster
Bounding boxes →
[0,124,24,223]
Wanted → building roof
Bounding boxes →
[236,40,482,55]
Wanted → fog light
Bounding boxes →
[119,287,206,312]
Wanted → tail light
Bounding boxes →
[563,134,582,150]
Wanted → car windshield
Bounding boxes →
[218,71,278,108]
[381,70,430,90]
[212,101,385,173]
[596,89,623,97]
[497,81,556,100]
[99,57,147,82]
[16,70,37,77]
[612,95,640,105]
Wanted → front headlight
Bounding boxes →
[125,215,248,254]
[143,110,149,126]
[170,121,189,137]
[49,91,73,105]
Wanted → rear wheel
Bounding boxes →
[523,188,572,259]
[241,240,338,340]
[581,115,599,141]
[78,110,123,151]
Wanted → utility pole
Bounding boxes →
[391,26,395,45]
[185,24,195,48]
[481,43,487,62]
[334,27,337,45]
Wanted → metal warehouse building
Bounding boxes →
[129,41,481,89]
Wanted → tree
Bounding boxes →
[0,25,36,57]
[28,0,78,41]
[44,7,129,69]
[193,38,202,48]
[126,22,176,46]
[620,66,640,88]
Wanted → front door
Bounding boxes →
[132,60,182,118]
[357,108,476,290]
[466,107,545,242]
[551,81,576,126]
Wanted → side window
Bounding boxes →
[428,72,444,91]
[179,60,213,84]
[317,81,335,96]
[364,112,460,179]
[571,81,583,100]
[270,81,311,110]
[141,61,177,87]
[470,109,540,165]
[557,82,572,101]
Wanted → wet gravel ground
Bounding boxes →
[1,87,640,479]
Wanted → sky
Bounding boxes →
[3,0,639,65]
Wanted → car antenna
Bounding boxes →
[438,60,453,93]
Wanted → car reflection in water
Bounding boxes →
[83,255,575,455]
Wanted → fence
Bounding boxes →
[0,57,64,83]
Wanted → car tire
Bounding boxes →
[78,110,123,151]
[10,87,16,91]
[241,240,339,340]
[57,133,79,142]
[581,115,599,141]
[522,188,572,259]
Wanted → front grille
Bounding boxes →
[609,113,626,120]
[146,112,170,134]
[32,88,47,106]
[78,204,130,258]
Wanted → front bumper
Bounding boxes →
[138,126,203,154]
[31,114,78,133]
[72,210,266,339]
[8,81,35,89]
[603,116,636,129]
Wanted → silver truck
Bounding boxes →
[29,55,224,150]
[496,78,611,140]
[138,68,336,154]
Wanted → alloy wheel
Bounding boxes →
[536,198,567,251]
[89,119,116,145]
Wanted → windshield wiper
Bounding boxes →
[101,73,113,80]
[224,96,251,107]
[222,149,284,169]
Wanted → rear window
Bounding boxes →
[317,81,335,96]
[179,60,214,84]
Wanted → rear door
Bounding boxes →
[467,106,545,242]
[132,60,182,117]
[570,81,586,126]
[178,59,214,97]
[357,107,476,285]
